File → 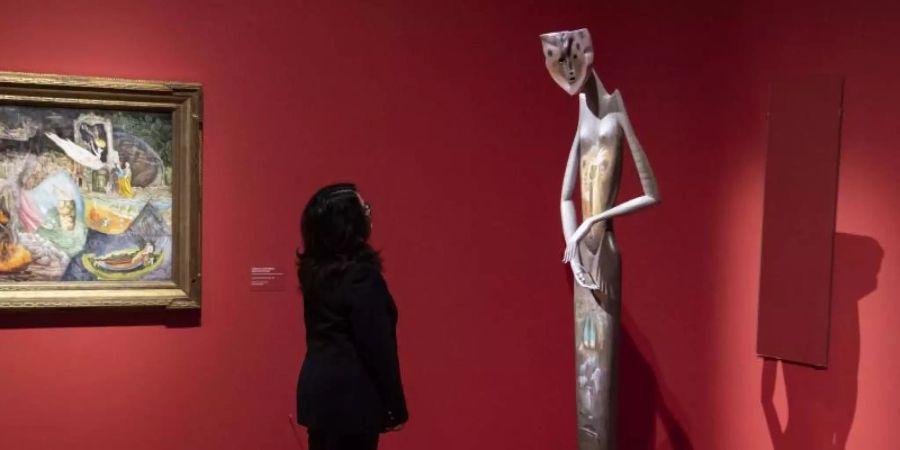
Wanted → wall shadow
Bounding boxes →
[760,232,883,449]
[0,307,200,329]
[618,309,694,450]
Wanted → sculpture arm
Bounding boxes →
[615,93,661,201]
[559,129,600,289]
[560,132,579,240]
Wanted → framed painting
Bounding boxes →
[0,71,201,310]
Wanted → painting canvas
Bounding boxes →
[0,107,173,282]
[0,71,201,310]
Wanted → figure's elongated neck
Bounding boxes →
[582,70,608,116]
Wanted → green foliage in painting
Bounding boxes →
[111,112,173,167]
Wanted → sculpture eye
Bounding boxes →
[547,50,553,57]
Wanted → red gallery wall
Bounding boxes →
[0,1,897,449]
[702,1,900,449]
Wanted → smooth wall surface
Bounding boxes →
[0,1,896,449]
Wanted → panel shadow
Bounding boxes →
[760,232,883,449]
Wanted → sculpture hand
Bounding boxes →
[563,237,579,263]
[570,261,600,290]
[562,225,590,263]
[597,278,611,297]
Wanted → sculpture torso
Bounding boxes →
[578,93,622,254]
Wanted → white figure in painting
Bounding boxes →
[45,118,120,171]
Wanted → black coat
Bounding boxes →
[296,263,408,433]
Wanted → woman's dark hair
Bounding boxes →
[297,183,380,291]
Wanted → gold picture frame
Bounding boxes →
[0,71,201,310]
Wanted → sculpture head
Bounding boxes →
[540,28,594,95]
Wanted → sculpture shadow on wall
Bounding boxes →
[618,309,694,450]
[760,232,883,450]
[0,307,199,329]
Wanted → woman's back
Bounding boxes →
[298,263,394,434]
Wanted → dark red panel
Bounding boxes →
[757,76,844,367]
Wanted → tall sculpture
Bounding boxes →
[540,28,660,450]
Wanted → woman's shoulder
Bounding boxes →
[343,261,384,287]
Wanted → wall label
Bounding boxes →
[250,266,287,292]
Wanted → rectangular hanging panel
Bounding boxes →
[756,75,844,367]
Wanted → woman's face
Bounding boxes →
[356,193,372,220]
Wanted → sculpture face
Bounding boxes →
[540,28,594,95]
